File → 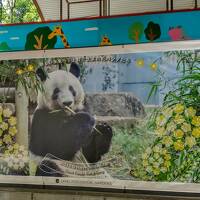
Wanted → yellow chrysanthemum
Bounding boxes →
[13,143,20,150]
[174,114,185,124]
[0,129,3,137]
[164,161,171,168]
[192,127,200,138]
[174,104,184,114]
[156,114,167,126]
[181,123,191,132]
[153,145,161,153]
[142,159,148,167]
[164,154,171,161]
[8,116,17,126]
[135,58,144,67]
[166,121,176,132]
[192,116,200,127]
[161,148,168,155]
[0,122,8,131]
[162,136,173,147]
[3,134,12,144]
[3,108,12,118]
[9,126,17,136]
[142,153,148,160]
[185,107,196,118]
[174,129,184,138]
[174,140,184,151]
[153,168,160,175]
[153,162,160,169]
[155,127,165,136]
[185,136,196,148]
[153,153,160,160]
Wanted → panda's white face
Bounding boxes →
[37,70,84,111]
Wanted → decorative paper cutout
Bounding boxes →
[128,22,144,43]
[144,21,161,42]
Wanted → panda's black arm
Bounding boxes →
[82,123,113,163]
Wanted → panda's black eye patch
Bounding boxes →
[52,87,60,100]
[69,85,76,97]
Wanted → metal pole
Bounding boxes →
[166,0,169,11]
[170,0,173,10]
[195,0,198,8]
[60,0,63,20]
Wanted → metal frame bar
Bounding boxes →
[60,0,63,20]
[195,0,198,8]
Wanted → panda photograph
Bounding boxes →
[1,50,199,184]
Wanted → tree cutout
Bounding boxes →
[25,26,57,50]
[144,21,161,42]
[128,22,144,43]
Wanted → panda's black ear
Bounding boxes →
[70,62,80,78]
[36,67,47,82]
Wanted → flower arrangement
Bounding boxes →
[0,106,29,175]
[133,104,200,182]
[0,106,17,152]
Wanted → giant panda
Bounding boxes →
[30,62,113,177]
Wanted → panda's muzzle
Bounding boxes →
[63,101,73,107]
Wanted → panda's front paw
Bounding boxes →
[74,112,95,142]
[74,112,95,128]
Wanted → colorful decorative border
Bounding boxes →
[0,10,200,52]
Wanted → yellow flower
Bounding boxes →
[192,127,200,138]
[153,153,159,160]
[13,143,20,150]
[185,107,196,118]
[174,114,185,124]
[16,68,24,75]
[162,136,173,147]
[164,161,171,168]
[9,126,17,136]
[162,107,173,119]
[142,159,148,167]
[3,134,12,144]
[174,129,184,138]
[3,108,12,118]
[27,64,34,72]
[153,168,160,175]
[135,58,144,67]
[150,63,158,71]
[164,154,171,161]
[156,114,167,126]
[8,117,17,126]
[153,162,160,169]
[185,136,196,148]
[155,127,165,136]
[142,153,148,160]
[166,121,176,132]
[0,122,8,131]
[0,129,3,137]
[0,139,2,146]
[174,140,184,151]
[153,145,161,153]
[181,123,191,132]
[173,104,184,114]
[161,149,168,155]
[192,116,200,126]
